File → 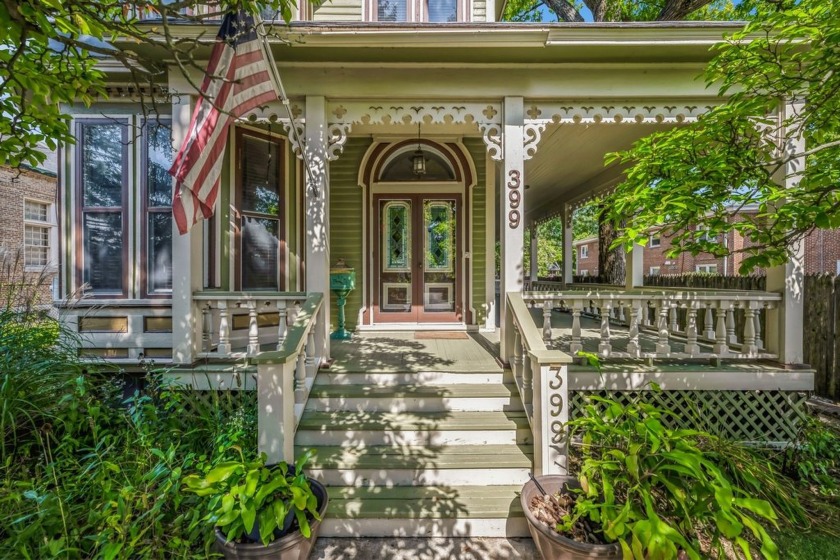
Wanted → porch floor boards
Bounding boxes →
[328,332,502,373]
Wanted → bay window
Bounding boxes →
[235,129,285,291]
[143,120,174,296]
[77,120,128,297]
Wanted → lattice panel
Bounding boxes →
[181,390,257,419]
[569,390,808,443]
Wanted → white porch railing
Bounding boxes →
[505,292,573,476]
[523,289,781,360]
[190,291,325,465]
[247,292,325,465]
[193,291,310,359]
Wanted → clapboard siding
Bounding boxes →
[472,0,487,22]
[313,0,363,22]
[465,138,487,326]
[328,138,370,331]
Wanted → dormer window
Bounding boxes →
[371,0,464,22]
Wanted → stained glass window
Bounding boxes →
[424,202,453,272]
[383,201,411,272]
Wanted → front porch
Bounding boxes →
[164,315,811,537]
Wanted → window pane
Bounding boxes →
[82,124,124,207]
[148,213,173,292]
[428,0,457,22]
[25,201,48,222]
[242,216,279,290]
[147,121,174,207]
[83,213,123,293]
[24,225,49,266]
[378,0,407,21]
[241,135,280,215]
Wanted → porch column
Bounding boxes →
[766,100,805,365]
[170,74,204,365]
[500,96,525,363]
[625,243,644,289]
[530,224,539,283]
[304,95,330,361]
[562,203,573,284]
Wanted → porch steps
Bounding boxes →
[297,366,532,538]
[306,382,522,412]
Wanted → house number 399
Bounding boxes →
[507,169,521,229]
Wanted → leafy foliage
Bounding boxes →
[606,0,840,273]
[503,0,749,24]
[0,1,300,170]
[0,287,258,558]
[779,418,840,497]
[183,449,321,545]
[565,389,781,559]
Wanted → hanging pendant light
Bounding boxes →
[412,123,426,177]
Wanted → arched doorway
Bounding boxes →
[360,139,474,325]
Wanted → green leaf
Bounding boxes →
[241,500,257,534]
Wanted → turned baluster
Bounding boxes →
[755,304,764,351]
[703,302,716,340]
[599,302,612,357]
[295,350,307,401]
[522,347,533,408]
[685,303,700,356]
[726,305,738,345]
[202,303,212,353]
[218,300,231,356]
[305,319,317,367]
[655,301,671,356]
[642,301,652,328]
[627,301,641,357]
[543,301,552,342]
[669,305,679,334]
[247,301,260,355]
[570,301,583,354]
[276,303,288,351]
[513,324,523,381]
[713,303,729,356]
[743,303,758,356]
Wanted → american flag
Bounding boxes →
[169,11,277,235]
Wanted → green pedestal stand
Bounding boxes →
[329,267,355,340]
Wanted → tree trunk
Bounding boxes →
[545,0,585,22]
[598,208,626,285]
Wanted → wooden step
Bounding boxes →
[315,370,513,386]
[319,484,528,537]
[300,444,533,486]
[305,383,523,412]
[295,410,532,446]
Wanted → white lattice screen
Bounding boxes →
[569,390,808,443]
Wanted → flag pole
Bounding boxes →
[253,13,319,197]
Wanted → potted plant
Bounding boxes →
[183,447,328,559]
[523,386,782,560]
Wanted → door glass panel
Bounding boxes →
[381,199,412,312]
[423,200,456,313]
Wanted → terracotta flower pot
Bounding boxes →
[214,478,329,560]
[521,475,622,560]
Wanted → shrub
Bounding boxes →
[565,389,782,560]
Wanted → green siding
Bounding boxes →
[465,139,488,326]
[328,138,370,331]
[313,0,362,21]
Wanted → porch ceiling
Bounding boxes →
[524,122,679,222]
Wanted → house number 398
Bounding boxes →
[507,169,521,229]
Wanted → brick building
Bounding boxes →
[0,149,59,309]
[571,219,840,278]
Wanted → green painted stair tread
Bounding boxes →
[325,485,524,519]
[309,383,518,398]
[298,444,533,469]
[297,410,530,431]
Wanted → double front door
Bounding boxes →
[373,194,462,323]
